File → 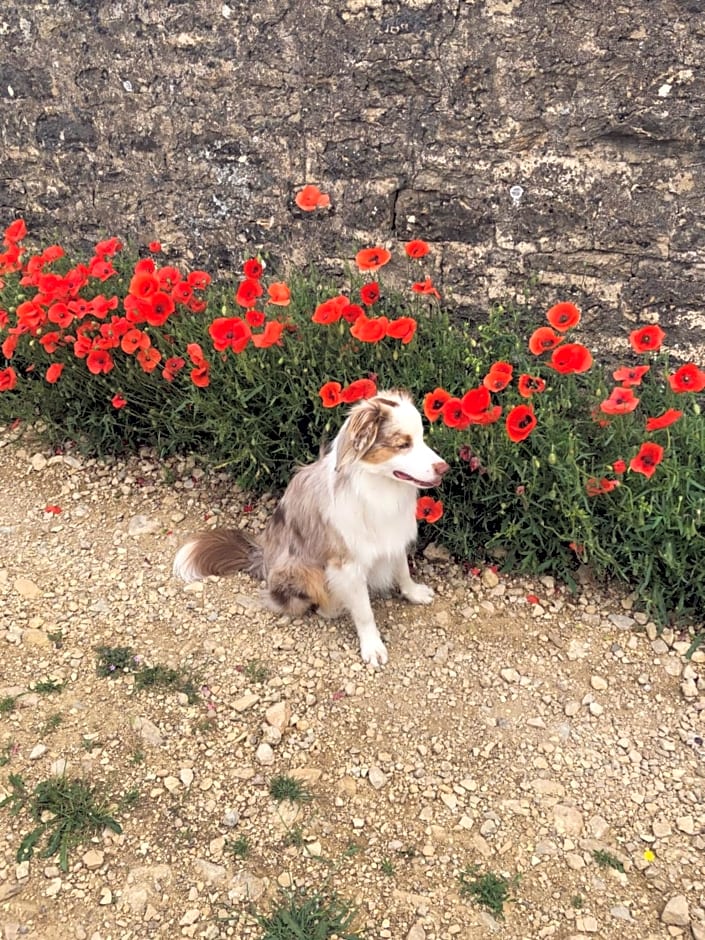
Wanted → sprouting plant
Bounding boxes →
[592,849,625,872]
[269,774,311,804]
[254,887,362,940]
[458,865,520,920]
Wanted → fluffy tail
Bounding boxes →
[173,528,264,583]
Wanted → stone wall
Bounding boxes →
[2,0,704,355]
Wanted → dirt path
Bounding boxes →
[0,434,703,940]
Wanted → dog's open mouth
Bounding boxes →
[393,470,441,488]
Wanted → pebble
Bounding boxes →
[590,675,608,690]
[127,514,161,537]
[609,613,635,630]
[14,578,42,599]
[132,717,164,747]
[255,742,275,765]
[368,766,388,789]
[179,768,194,788]
[265,701,291,732]
[661,895,690,927]
[29,744,47,760]
[82,849,104,870]
[233,693,260,712]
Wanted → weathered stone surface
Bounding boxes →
[2,2,704,353]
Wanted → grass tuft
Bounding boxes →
[0,773,122,871]
[592,848,625,872]
[269,774,311,804]
[458,865,519,920]
[255,887,361,940]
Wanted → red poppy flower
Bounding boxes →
[148,240,162,253]
[187,270,211,291]
[295,184,330,211]
[506,404,537,442]
[360,282,380,306]
[546,302,581,332]
[341,379,377,403]
[209,317,251,353]
[242,257,263,279]
[47,303,73,328]
[252,321,285,348]
[350,315,389,343]
[385,317,417,344]
[39,332,61,354]
[172,282,193,305]
[94,237,123,258]
[529,327,564,355]
[128,271,159,299]
[189,298,208,314]
[1,334,18,359]
[88,257,117,282]
[187,343,206,365]
[235,277,264,308]
[267,282,291,306]
[668,363,705,393]
[45,363,64,384]
[312,299,344,325]
[442,397,471,430]
[355,247,392,272]
[416,497,443,523]
[0,367,17,390]
[483,363,513,392]
[600,386,640,415]
[411,277,440,298]
[645,408,683,431]
[550,342,593,374]
[86,349,114,375]
[156,266,181,291]
[162,357,186,382]
[405,239,430,259]
[136,347,162,373]
[17,301,45,332]
[460,386,491,417]
[245,309,266,327]
[319,381,343,407]
[145,291,175,326]
[518,374,546,398]
[629,441,664,478]
[190,364,210,388]
[613,365,650,387]
[629,325,666,353]
[111,393,127,409]
[423,388,451,423]
[44,504,62,514]
[121,329,151,354]
[585,477,621,497]
[342,303,365,323]
[4,219,27,243]
[612,459,627,474]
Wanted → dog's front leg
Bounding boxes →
[393,553,435,605]
[326,563,388,667]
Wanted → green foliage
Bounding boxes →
[133,664,199,703]
[0,773,122,871]
[269,774,311,804]
[95,645,138,678]
[592,849,625,872]
[243,659,270,684]
[0,696,17,715]
[458,865,519,920]
[34,679,63,694]
[254,887,361,940]
[226,835,250,858]
[1,231,704,623]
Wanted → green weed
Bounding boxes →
[269,774,310,804]
[254,887,361,940]
[95,645,138,678]
[133,664,199,703]
[226,835,250,858]
[458,865,519,920]
[592,849,625,872]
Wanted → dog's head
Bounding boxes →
[335,389,449,488]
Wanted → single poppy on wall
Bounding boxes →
[405,239,430,259]
[295,185,331,211]
[267,282,291,306]
[613,365,650,386]
[45,363,64,384]
[411,276,440,298]
[528,327,563,355]
[546,302,581,332]
[629,325,666,353]
[549,342,593,374]
[355,247,392,271]
[341,379,377,403]
[360,282,380,306]
[668,363,705,393]
[385,317,417,344]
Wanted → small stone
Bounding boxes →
[179,908,200,926]
[255,742,275,765]
[29,744,47,760]
[406,924,427,940]
[368,766,388,790]
[278,872,292,887]
[481,568,499,588]
[163,776,180,793]
[193,859,226,884]
[661,895,690,927]
[588,702,603,716]
[610,905,634,922]
[500,668,520,683]
[652,819,672,838]
[576,914,599,933]
[82,849,104,870]
[564,701,580,716]
[127,515,161,537]
[14,578,42,599]
[132,717,163,747]
[233,693,260,712]
[223,809,239,828]
[590,675,608,691]
[676,815,694,834]
[22,628,51,647]
[609,613,635,630]
[423,542,451,563]
[99,887,113,905]
[31,453,48,471]
[554,804,584,836]
[681,679,699,699]
[265,701,291,732]
[179,768,194,788]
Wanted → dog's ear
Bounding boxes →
[335,400,384,470]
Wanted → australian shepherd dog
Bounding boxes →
[173,389,449,667]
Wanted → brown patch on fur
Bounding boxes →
[335,399,386,469]
[179,528,263,579]
[266,562,330,616]
[363,430,412,464]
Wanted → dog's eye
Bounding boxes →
[397,440,412,450]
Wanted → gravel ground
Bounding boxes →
[0,432,704,940]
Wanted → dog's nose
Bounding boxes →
[434,460,450,477]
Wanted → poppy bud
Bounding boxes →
[532,457,541,468]
[694,403,701,415]
[548,450,557,465]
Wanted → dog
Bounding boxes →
[172,389,449,667]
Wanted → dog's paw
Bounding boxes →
[403,582,435,605]
[360,636,388,669]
